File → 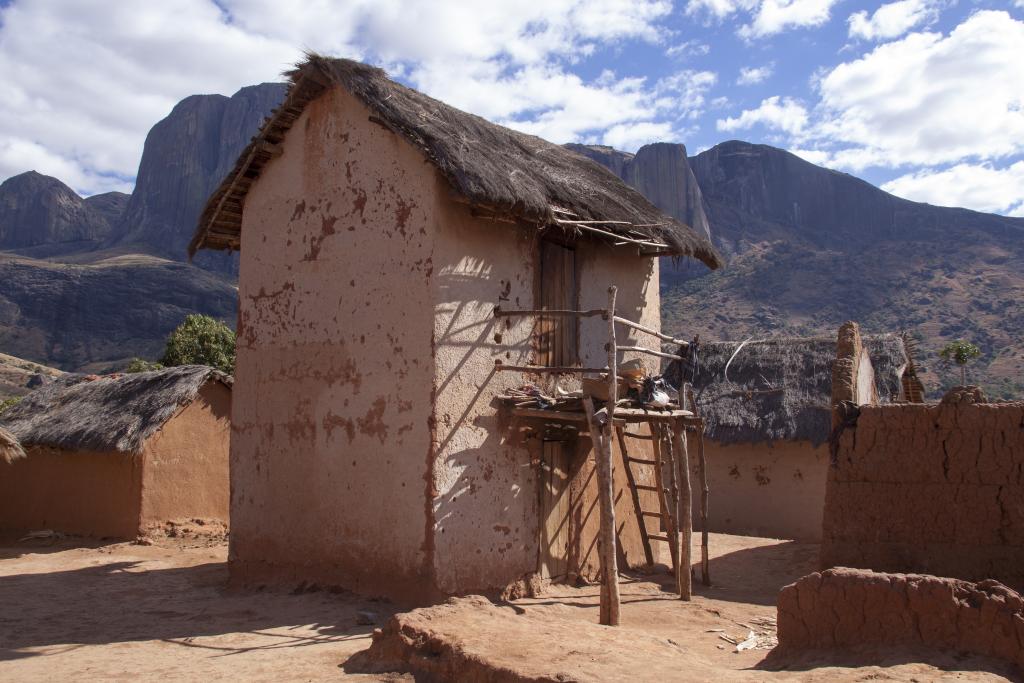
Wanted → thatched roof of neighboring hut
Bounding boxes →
[0,366,231,455]
[0,426,25,464]
[666,335,908,446]
[190,54,722,269]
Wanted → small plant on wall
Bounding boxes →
[939,340,981,386]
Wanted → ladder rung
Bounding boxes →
[634,484,665,492]
[627,457,658,466]
[641,511,664,518]
[623,431,654,440]
[648,534,671,542]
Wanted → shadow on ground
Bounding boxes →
[0,551,389,662]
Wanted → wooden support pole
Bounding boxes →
[601,285,621,626]
[493,306,608,318]
[615,345,688,362]
[697,427,710,586]
[584,395,620,626]
[671,421,693,600]
[685,387,710,587]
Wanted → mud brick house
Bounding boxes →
[189,55,720,602]
[667,335,908,541]
[0,366,231,539]
[823,323,1024,588]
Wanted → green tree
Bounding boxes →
[939,340,981,386]
[125,358,164,373]
[161,314,236,374]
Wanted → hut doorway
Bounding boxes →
[537,240,578,367]
[538,440,571,580]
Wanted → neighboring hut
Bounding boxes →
[667,335,908,541]
[0,427,25,465]
[190,55,720,602]
[0,366,231,539]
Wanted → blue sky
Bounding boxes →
[0,0,1021,215]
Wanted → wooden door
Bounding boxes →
[539,441,571,580]
[538,241,578,367]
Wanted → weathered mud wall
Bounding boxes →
[692,439,828,541]
[777,567,1024,670]
[0,447,142,538]
[821,402,1024,587]
[139,382,231,531]
[230,86,438,602]
[428,205,663,593]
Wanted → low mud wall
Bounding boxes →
[821,401,1024,587]
[777,568,1024,670]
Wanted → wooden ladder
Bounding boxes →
[616,425,680,576]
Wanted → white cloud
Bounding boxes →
[0,0,684,194]
[816,10,1024,170]
[685,0,837,37]
[716,96,808,135]
[665,40,711,59]
[739,0,840,38]
[881,162,1024,215]
[788,148,832,166]
[847,0,939,41]
[737,64,774,85]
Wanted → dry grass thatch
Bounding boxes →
[190,54,722,269]
[0,366,231,455]
[666,335,908,446]
[0,426,25,464]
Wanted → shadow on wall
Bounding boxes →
[0,557,387,661]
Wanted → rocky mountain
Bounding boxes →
[0,172,123,253]
[0,83,285,372]
[586,140,1024,399]
[113,83,288,261]
[0,253,237,372]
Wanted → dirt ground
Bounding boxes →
[0,532,1017,681]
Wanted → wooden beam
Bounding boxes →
[687,386,710,587]
[615,345,686,362]
[613,317,691,349]
[494,362,609,375]
[494,306,607,318]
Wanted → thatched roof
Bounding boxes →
[0,426,25,464]
[666,335,907,446]
[0,366,231,455]
[190,55,722,268]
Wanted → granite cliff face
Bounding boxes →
[567,142,711,242]
[0,172,121,251]
[0,83,285,371]
[114,83,288,260]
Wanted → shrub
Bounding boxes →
[160,314,236,374]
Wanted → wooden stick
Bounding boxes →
[615,345,687,361]
[493,307,607,318]
[584,395,620,626]
[616,426,654,567]
[612,317,691,348]
[671,421,693,601]
[556,222,670,249]
[603,285,621,626]
[494,362,610,374]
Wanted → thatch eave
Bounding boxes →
[189,54,722,269]
[0,366,232,456]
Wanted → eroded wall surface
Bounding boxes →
[140,382,231,530]
[0,447,142,538]
[693,440,828,541]
[822,402,1024,587]
[778,567,1024,671]
[231,86,438,602]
